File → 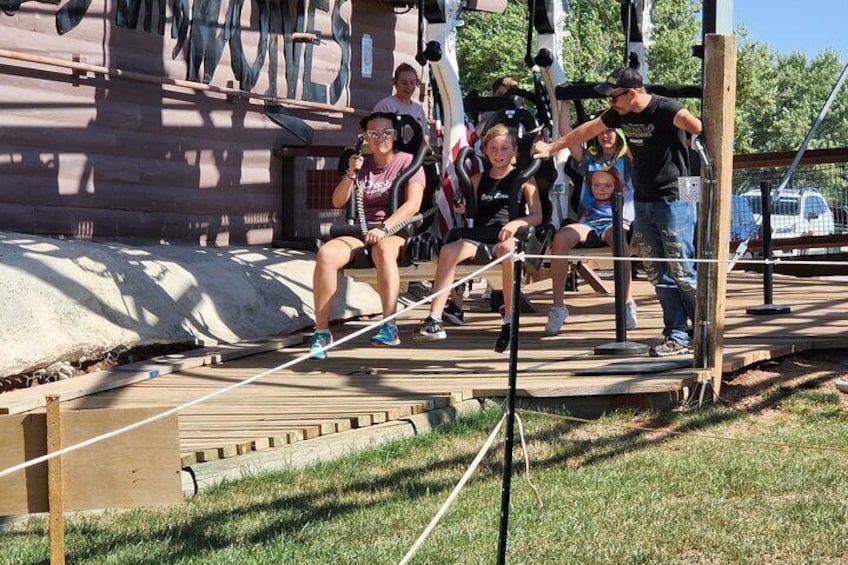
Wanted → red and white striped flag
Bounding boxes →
[435,118,483,237]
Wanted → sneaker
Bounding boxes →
[481,284,492,300]
[443,300,465,326]
[494,323,511,353]
[417,316,447,340]
[625,301,638,330]
[649,338,691,357]
[371,322,401,347]
[309,330,333,360]
[544,306,569,336]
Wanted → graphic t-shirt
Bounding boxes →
[600,95,690,202]
[578,151,635,234]
[357,152,426,226]
[476,169,521,228]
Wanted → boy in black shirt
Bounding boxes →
[533,67,702,356]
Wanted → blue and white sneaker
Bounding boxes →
[370,322,401,347]
[309,330,333,359]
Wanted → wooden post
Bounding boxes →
[695,33,737,399]
[46,395,66,564]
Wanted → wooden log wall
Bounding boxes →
[0,1,425,244]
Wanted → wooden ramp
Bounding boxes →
[3,272,847,468]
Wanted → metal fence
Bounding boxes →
[728,148,848,242]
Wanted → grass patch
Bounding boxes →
[3,400,848,564]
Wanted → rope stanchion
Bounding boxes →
[0,253,513,481]
[398,413,507,565]
[497,242,525,565]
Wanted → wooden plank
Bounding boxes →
[181,425,322,441]
[46,396,66,564]
[181,412,380,428]
[179,418,353,434]
[0,407,181,515]
[0,335,302,415]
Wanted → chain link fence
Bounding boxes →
[730,151,848,242]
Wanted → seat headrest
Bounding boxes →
[393,114,425,155]
[480,108,538,170]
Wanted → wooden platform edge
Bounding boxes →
[0,334,304,415]
[180,399,489,495]
[471,370,704,398]
[720,340,848,374]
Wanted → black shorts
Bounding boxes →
[444,226,502,246]
[579,230,606,249]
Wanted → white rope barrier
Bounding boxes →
[2,243,845,479]
[515,412,543,508]
[0,253,514,481]
[523,251,848,268]
[398,412,506,565]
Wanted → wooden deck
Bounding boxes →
[6,271,848,467]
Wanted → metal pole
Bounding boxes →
[594,188,647,356]
[762,178,775,304]
[496,243,524,564]
[613,190,628,343]
[623,0,632,67]
[746,176,790,315]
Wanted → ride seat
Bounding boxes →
[320,114,437,269]
[450,107,556,274]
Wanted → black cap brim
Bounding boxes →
[594,82,614,96]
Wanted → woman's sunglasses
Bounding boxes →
[365,128,395,141]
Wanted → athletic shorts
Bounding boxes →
[443,226,502,246]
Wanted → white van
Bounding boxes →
[741,187,835,237]
[741,187,835,254]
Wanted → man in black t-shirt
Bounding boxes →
[533,67,702,357]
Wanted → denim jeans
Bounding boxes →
[632,199,697,345]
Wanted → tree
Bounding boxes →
[455,0,848,154]
[456,1,532,95]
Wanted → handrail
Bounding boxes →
[0,48,353,114]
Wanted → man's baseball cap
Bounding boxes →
[595,67,644,96]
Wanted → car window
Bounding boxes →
[803,198,816,216]
[774,197,798,216]
[744,194,762,215]
[812,196,828,215]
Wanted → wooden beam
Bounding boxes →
[696,33,737,400]
[0,49,354,115]
[734,146,848,169]
[731,233,848,252]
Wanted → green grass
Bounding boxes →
[3,395,848,564]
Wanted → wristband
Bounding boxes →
[346,171,356,180]
[377,223,387,232]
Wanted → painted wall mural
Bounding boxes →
[2,0,352,102]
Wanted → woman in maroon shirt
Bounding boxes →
[310,112,426,358]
